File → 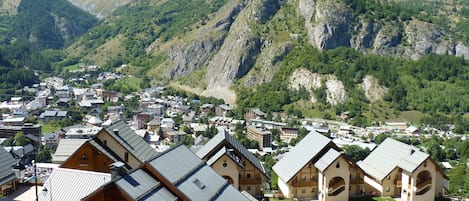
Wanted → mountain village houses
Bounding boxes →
[0,74,457,200]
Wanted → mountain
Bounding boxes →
[66,0,132,19]
[62,0,468,121]
[0,0,97,100]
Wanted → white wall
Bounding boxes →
[278,177,291,198]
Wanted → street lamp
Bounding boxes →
[12,161,26,183]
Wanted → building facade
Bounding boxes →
[273,131,364,200]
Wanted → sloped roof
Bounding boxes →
[0,145,16,186]
[115,169,176,200]
[38,168,111,201]
[273,131,332,183]
[314,148,341,172]
[196,128,266,177]
[147,145,249,201]
[104,121,158,163]
[358,138,429,181]
[52,139,87,163]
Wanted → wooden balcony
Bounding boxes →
[350,179,364,184]
[291,180,318,187]
[239,179,262,185]
[395,180,402,187]
[328,183,345,196]
[416,178,432,190]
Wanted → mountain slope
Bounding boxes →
[63,0,468,116]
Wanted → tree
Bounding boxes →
[374,133,389,144]
[426,142,445,162]
[343,145,370,162]
[37,147,52,162]
[448,162,467,195]
[182,135,194,146]
[158,127,165,141]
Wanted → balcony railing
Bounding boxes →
[291,180,318,187]
[395,180,402,187]
[329,181,345,190]
[416,178,432,190]
[239,179,262,185]
[328,183,345,196]
[350,179,364,184]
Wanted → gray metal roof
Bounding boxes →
[115,169,161,200]
[314,148,341,172]
[38,168,111,201]
[0,145,16,185]
[139,186,177,201]
[104,121,159,163]
[149,145,205,184]
[196,129,266,177]
[251,108,266,116]
[148,145,249,201]
[273,131,332,182]
[358,138,429,181]
[52,139,87,163]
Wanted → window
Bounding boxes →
[193,179,205,189]
[387,175,391,180]
[247,173,251,179]
[311,188,316,192]
[301,188,306,193]
[246,186,251,191]
[125,152,129,162]
[103,140,107,146]
[336,162,340,168]
[302,176,307,181]
[312,175,316,180]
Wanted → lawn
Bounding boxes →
[63,63,81,71]
[40,122,61,134]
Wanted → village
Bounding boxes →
[0,65,466,201]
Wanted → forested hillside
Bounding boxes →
[0,0,96,98]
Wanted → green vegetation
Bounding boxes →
[105,76,144,94]
[1,131,31,146]
[76,0,227,70]
[236,46,468,126]
[342,145,371,162]
[40,122,62,134]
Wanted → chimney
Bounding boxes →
[110,161,126,180]
[113,129,119,135]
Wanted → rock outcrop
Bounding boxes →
[205,0,280,89]
[360,75,388,102]
[301,0,353,50]
[288,68,348,105]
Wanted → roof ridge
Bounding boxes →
[134,180,163,200]
[209,181,230,201]
[173,161,206,186]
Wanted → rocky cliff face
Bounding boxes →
[163,0,246,79]
[301,0,353,50]
[298,0,469,59]
[205,0,280,89]
[288,68,348,105]
[360,75,388,103]
[289,69,388,105]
